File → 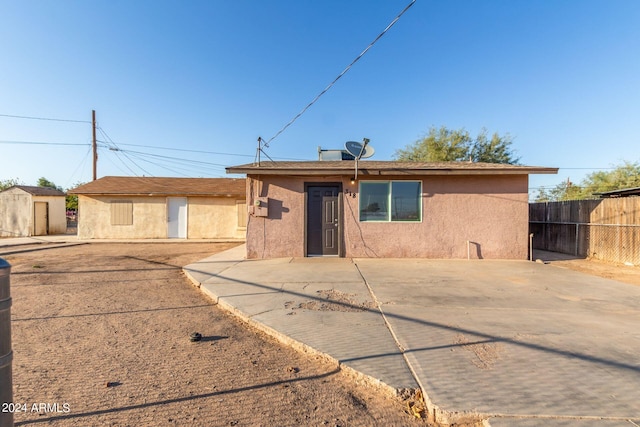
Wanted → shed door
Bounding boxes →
[34,202,49,236]
[167,197,187,238]
[307,185,341,256]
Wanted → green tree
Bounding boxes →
[394,126,472,162]
[37,177,63,191]
[0,178,23,191]
[65,181,85,211]
[535,179,584,202]
[36,177,81,210]
[535,161,640,201]
[471,128,520,164]
[394,126,520,164]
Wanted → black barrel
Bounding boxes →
[0,258,13,427]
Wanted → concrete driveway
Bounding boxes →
[184,246,640,426]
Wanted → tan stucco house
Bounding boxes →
[0,186,67,237]
[226,161,558,259]
[69,176,246,240]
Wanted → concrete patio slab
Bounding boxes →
[184,247,640,426]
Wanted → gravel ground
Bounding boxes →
[5,242,425,427]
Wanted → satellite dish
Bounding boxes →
[345,141,375,159]
[344,141,362,157]
[360,145,375,159]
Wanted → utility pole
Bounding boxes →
[92,110,97,181]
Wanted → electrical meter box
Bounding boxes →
[252,197,268,217]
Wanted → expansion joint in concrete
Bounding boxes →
[352,263,434,415]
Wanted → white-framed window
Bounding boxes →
[359,181,422,222]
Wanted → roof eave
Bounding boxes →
[226,167,559,176]
[71,192,244,197]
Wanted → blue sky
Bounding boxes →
[1,0,639,198]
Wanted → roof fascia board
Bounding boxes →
[73,192,243,197]
[229,168,559,176]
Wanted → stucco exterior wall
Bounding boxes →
[33,195,67,235]
[77,195,245,239]
[0,189,31,237]
[245,175,339,258]
[0,189,67,236]
[188,198,245,239]
[245,174,530,259]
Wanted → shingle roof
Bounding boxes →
[226,161,558,176]
[2,185,66,196]
[68,176,246,197]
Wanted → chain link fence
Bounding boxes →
[530,221,640,266]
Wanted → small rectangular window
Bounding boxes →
[110,200,133,225]
[359,182,390,221]
[391,181,421,221]
[236,200,247,228]
[359,181,421,222]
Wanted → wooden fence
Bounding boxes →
[529,198,640,265]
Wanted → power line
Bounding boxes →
[97,139,230,176]
[63,146,93,188]
[111,148,231,169]
[263,0,417,148]
[0,136,630,171]
[101,151,141,177]
[103,147,229,177]
[97,127,153,176]
[123,151,211,177]
[93,124,269,177]
[0,113,91,124]
[0,140,89,146]
[97,127,150,177]
[96,126,119,148]
[0,135,630,171]
[109,142,255,157]
[113,150,154,176]
[96,140,307,160]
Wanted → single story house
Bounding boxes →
[69,176,246,240]
[226,161,558,259]
[0,185,67,237]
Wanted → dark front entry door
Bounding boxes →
[307,185,340,256]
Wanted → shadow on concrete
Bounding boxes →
[186,265,640,375]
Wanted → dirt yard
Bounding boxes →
[533,249,640,286]
[4,242,425,427]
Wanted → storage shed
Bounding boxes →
[0,186,68,237]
